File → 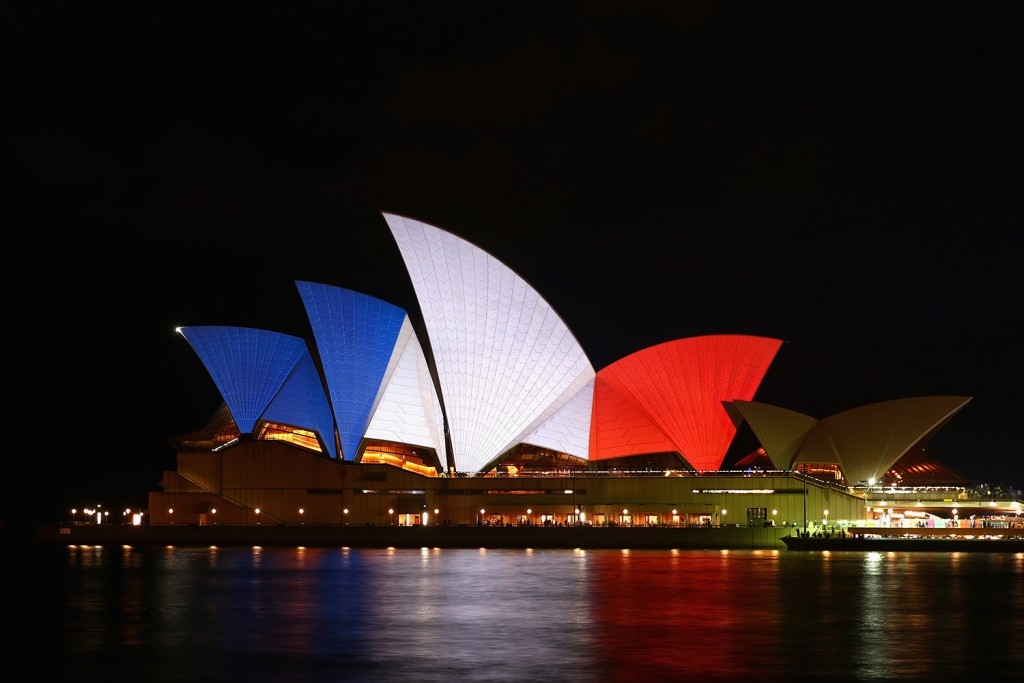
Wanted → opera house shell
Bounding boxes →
[148,212,973,530]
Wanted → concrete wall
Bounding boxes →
[143,441,865,530]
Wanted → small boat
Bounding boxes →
[782,527,1024,552]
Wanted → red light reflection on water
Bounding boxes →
[586,549,784,681]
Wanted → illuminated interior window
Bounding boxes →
[257,422,324,453]
[360,440,439,477]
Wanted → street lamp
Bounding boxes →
[772,509,778,526]
[343,508,349,524]
[802,471,808,535]
[389,508,394,525]
[299,508,304,524]
[823,508,829,528]
[571,469,577,525]
[168,508,174,525]
[479,508,485,525]
[71,508,77,525]
[721,508,727,527]
[527,508,532,526]
[623,508,629,526]
[434,508,440,525]
[255,508,261,525]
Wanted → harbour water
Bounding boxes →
[32,544,1024,681]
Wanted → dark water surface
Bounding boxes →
[34,545,1024,681]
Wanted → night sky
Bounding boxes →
[9,3,1021,529]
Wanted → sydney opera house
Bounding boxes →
[138,212,999,535]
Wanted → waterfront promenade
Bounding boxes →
[36,522,792,550]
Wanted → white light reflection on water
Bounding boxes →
[45,546,1024,682]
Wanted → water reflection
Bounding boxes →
[49,546,1023,681]
[586,549,787,680]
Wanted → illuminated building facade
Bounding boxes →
[148,212,985,530]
